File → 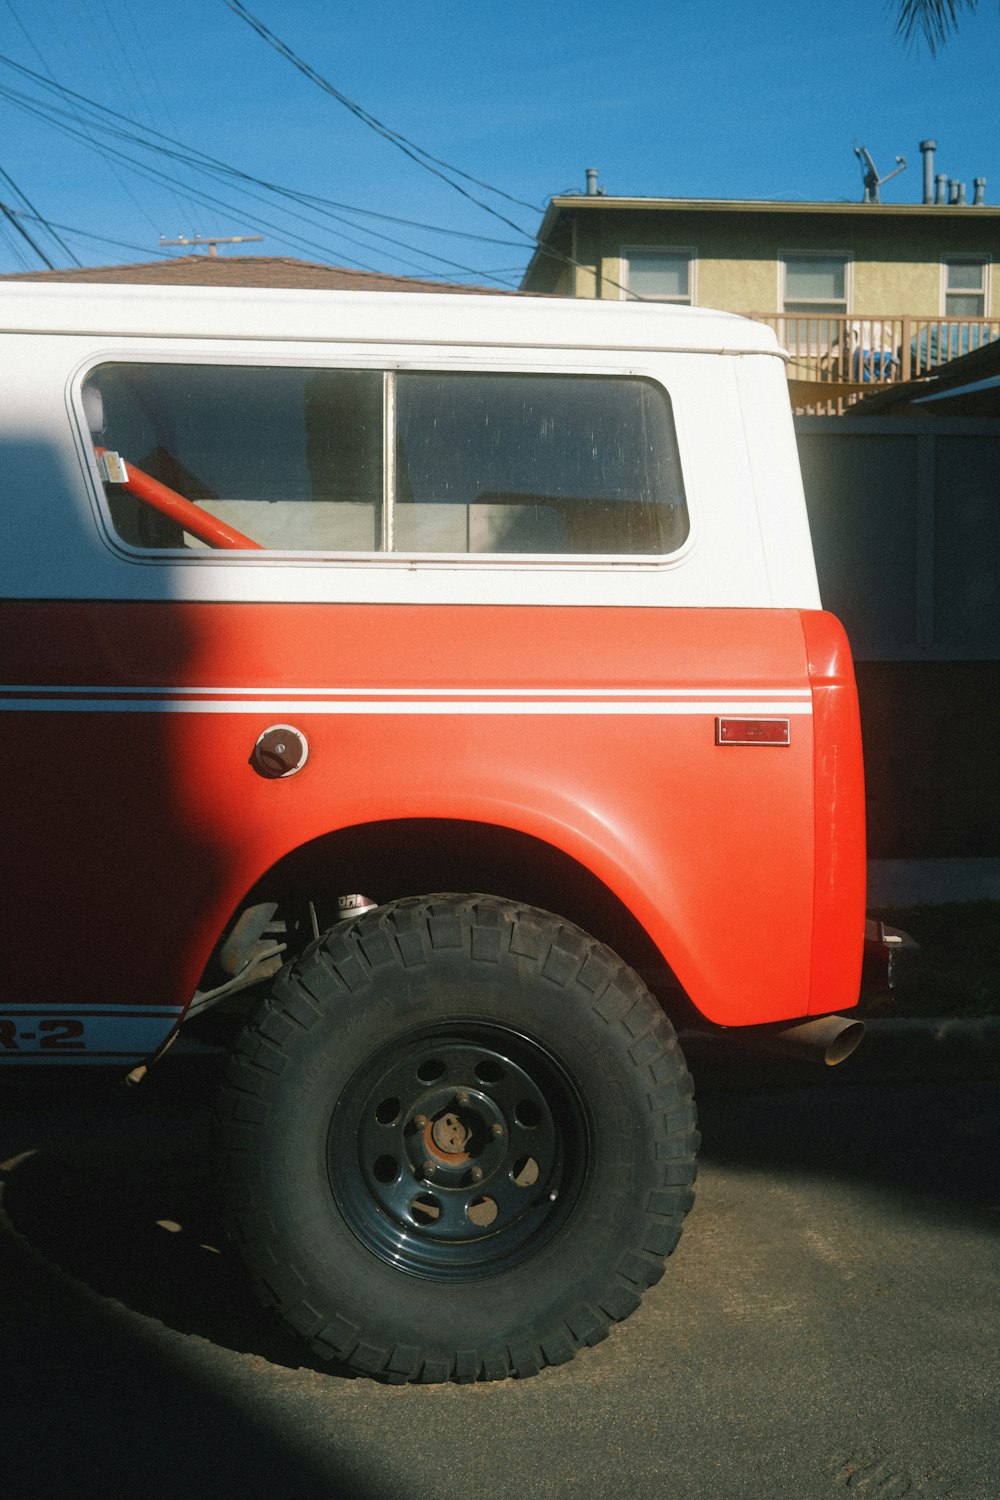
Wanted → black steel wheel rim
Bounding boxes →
[328,1022,589,1280]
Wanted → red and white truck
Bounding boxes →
[1,281,868,1382]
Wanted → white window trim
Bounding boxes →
[940,253,990,318]
[779,249,853,315]
[620,245,697,305]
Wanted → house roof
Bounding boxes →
[538,194,1000,226]
[524,194,1000,289]
[0,254,498,295]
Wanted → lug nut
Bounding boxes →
[491,1122,504,1138]
[470,1165,483,1183]
[422,1159,437,1178]
[413,1114,429,1130]
[455,1090,470,1107]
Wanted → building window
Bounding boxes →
[782,253,849,315]
[623,248,693,303]
[82,364,690,558]
[943,257,987,318]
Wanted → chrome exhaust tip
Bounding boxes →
[766,1014,866,1067]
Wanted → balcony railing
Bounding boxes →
[748,313,1000,412]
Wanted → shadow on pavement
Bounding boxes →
[0,1027,997,1500]
[686,1025,1000,1217]
[0,1059,386,1498]
[0,1195,369,1500]
[0,1058,337,1375]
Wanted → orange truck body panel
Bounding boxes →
[3,599,865,1037]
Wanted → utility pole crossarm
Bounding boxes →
[160,234,264,258]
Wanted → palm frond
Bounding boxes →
[895,0,980,52]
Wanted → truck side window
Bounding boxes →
[83,364,384,552]
[394,373,686,555]
[83,365,687,557]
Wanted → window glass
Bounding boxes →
[83,364,687,558]
[783,254,848,314]
[625,250,691,303]
[944,258,986,318]
[394,373,686,554]
[84,364,382,550]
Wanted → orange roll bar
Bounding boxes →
[96,448,263,551]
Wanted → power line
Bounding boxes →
[0,0,84,265]
[87,0,204,229]
[221,0,542,242]
[0,66,525,285]
[0,197,54,266]
[0,45,518,246]
[2,204,176,259]
[223,0,542,214]
[0,162,77,264]
[0,53,526,250]
[216,6,643,298]
[4,0,49,73]
[0,48,639,296]
[0,1,195,248]
[2,89,517,283]
[0,80,402,273]
[0,214,34,268]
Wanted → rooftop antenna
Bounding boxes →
[160,233,264,258]
[854,145,907,204]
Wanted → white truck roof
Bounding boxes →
[0,281,783,358]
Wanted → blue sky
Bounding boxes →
[1,0,998,287]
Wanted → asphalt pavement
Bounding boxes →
[1,1023,998,1500]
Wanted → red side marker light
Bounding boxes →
[716,717,790,746]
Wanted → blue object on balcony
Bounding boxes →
[851,348,895,381]
[910,324,992,375]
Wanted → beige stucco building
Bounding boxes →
[522,191,1000,405]
[522,193,1000,316]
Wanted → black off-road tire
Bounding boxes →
[217,895,698,1383]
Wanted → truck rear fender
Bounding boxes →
[800,610,867,1015]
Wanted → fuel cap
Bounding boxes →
[251,724,309,779]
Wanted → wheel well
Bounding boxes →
[203,819,697,1025]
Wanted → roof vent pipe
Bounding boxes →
[948,179,960,204]
[585,167,599,196]
[919,139,937,203]
[936,173,948,204]
[974,177,986,205]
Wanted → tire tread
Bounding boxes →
[217,893,697,1385]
